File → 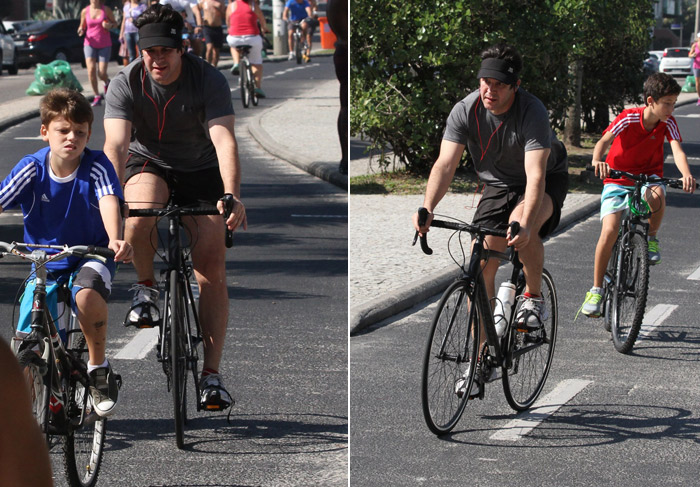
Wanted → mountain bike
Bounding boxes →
[414,208,558,435]
[4,241,117,487]
[585,167,699,353]
[126,194,233,449]
[236,45,258,108]
[290,20,309,64]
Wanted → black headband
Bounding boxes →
[138,22,182,50]
[477,58,519,85]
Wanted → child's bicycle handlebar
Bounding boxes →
[584,165,700,190]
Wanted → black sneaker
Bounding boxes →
[199,373,233,411]
[89,364,120,418]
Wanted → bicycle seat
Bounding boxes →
[235,45,252,50]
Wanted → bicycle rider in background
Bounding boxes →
[103,4,247,411]
[283,0,312,62]
[0,88,132,417]
[579,72,696,318]
[412,43,569,349]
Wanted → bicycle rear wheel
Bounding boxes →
[421,279,481,435]
[169,269,188,449]
[63,332,106,487]
[249,64,258,106]
[16,348,50,440]
[502,268,558,411]
[295,34,302,64]
[611,231,649,353]
[240,62,250,108]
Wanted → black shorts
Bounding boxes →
[472,172,568,239]
[203,26,224,48]
[124,154,224,206]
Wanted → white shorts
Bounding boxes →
[227,34,263,65]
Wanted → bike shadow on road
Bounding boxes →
[429,403,700,447]
[106,412,348,455]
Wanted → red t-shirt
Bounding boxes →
[603,106,681,186]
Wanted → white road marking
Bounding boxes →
[291,214,347,218]
[687,265,700,280]
[490,379,592,441]
[637,303,678,340]
[114,327,159,360]
[14,136,43,140]
[675,113,700,118]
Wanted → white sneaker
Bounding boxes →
[455,363,483,398]
[288,52,295,60]
[126,283,160,328]
[89,364,120,418]
[515,295,548,330]
[199,373,233,411]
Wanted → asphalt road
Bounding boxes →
[0,57,348,486]
[350,102,700,487]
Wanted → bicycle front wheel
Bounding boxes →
[240,62,250,108]
[611,231,649,353]
[421,279,481,435]
[169,269,188,449]
[16,349,50,440]
[502,268,558,411]
[63,333,106,487]
[602,239,618,333]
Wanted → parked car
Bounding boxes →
[14,18,119,69]
[2,20,38,35]
[658,47,692,77]
[0,21,18,74]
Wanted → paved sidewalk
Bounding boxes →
[349,91,699,334]
[0,53,347,191]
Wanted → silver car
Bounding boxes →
[0,21,18,75]
[659,47,692,77]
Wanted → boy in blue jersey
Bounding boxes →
[0,88,132,417]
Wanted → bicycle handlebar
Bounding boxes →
[0,242,115,263]
[584,165,700,189]
[413,207,520,255]
[127,204,234,248]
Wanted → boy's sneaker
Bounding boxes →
[91,95,103,107]
[89,364,120,418]
[288,52,294,60]
[125,283,160,328]
[230,63,239,75]
[648,237,661,265]
[199,373,233,411]
[514,295,548,331]
[580,289,603,318]
[255,87,266,98]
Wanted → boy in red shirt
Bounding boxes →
[580,73,696,317]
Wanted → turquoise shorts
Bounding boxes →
[600,180,666,220]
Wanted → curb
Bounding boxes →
[248,105,348,190]
[349,196,601,335]
[0,109,40,134]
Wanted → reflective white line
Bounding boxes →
[687,266,700,280]
[637,303,678,340]
[114,327,159,360]
[291,214,347,218]
[490,379,592,441]
[14,136,43,140]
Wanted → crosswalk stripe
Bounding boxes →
[637,303,678,341]
[490,379,592,441]
[114,327,159,360]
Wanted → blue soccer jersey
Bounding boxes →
[0,146,123,271]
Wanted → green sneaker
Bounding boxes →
[648,237,660,265]
[580,290,602,318]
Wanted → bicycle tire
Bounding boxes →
[63,333,106,487]
[421,279,481,435]
[16,348,50,440]
[249,64,258,106]
[240,62,250,108]
[295,33,302,64]
[169,269,188,449]
[602,239,618,332]
[610,231,649,353]
[502,268,558,411]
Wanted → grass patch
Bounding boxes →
[351,133,605,195]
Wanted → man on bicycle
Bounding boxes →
[282,0,312,62]
[413,43,568,331]
[103,3,246,411]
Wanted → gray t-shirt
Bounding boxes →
[443,89,567,187]
[104,53,234,172]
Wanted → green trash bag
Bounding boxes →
[26,60,83,96]
[681,75,696,93]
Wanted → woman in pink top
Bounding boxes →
[689,32,700,105]
[226,0,268,98]
[78,0,117,107]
